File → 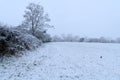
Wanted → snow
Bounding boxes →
[0,42,120,80]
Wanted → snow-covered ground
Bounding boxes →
[0,42,120,80]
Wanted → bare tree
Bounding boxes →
[22,3,51,35]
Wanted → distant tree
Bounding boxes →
[79,38,85,42]
[116,38,120,43]
[52,35,62,42]
[21,3,51,36]
[99,37,108,43]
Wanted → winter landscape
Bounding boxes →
[0,0,120,80]
[0,42,120,80]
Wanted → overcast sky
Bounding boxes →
[0,0,120,38]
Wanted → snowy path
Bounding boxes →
[0,42,120,80]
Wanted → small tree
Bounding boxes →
[22,3,51,36]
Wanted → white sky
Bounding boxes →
[0,0,120,38]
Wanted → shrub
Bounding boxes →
[0,26,42,58]
[16,26,52,43]
[33,30,51,43]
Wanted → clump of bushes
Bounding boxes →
[0,2,52,59]
[0,26,42,58]
[31,30,52,43]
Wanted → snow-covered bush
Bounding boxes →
[0,26,42,57]
[52,35,62,42]
[16,25,52,43]
[116,38,120,43]
[33,30,51,43]
[60,34,80,42]
[79,38,85,42]
[84,38,100,42]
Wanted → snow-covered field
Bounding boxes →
[0,42,120,80]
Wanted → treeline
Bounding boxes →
[52,34,120,43]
